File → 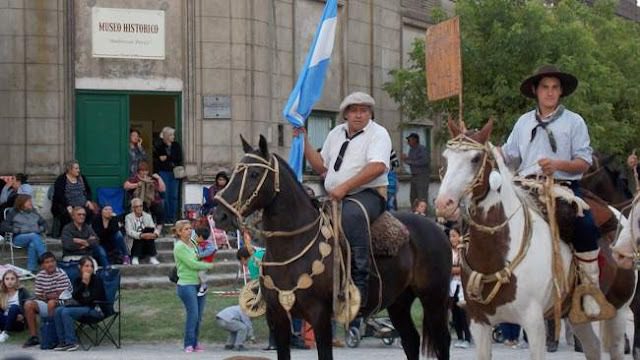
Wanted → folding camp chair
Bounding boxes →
[1,208,27,267]
[96,187,126,216]
[75,267,121,350]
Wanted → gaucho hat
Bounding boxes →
[520,64,578,99]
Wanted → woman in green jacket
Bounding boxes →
[173,220,214,353]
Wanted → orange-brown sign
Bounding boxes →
[426,17,462,101]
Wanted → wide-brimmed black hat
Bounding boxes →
[520,64,578,99]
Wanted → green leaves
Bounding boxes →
[383,0,640,157]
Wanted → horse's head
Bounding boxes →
[435,118,494,220]
[213,135,280,230]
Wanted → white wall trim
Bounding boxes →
[75,77,183,91]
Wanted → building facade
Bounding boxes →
[1,0,449,215]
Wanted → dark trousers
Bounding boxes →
[0,304,24,332]
[131,238,157,259]
[450,299,471,341]
[568,182,600,252]
[410,173,430,205]
[500,323,521,342]
[342,189,385,309]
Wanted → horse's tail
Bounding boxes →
[420,280,451,358]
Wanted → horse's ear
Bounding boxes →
[240,135,253,153]
[476,118,494,144]
[448,115,462,137]
[258,135,269,158]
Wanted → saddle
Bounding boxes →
[514,178,618,245]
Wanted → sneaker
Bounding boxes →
[453,340,463,348]
[184,346,194,353]
[150,257,160,265]
[459,341,470,349]
[197,284,208,297]
[131,257,140,265]
[54,343,72,351]
[194,345,205,352]
[235,345,248,351]
[122,255,131,265]
[0,331,9,343]
[66,344,80,352]
[263,345,277,351]
[22,336,40,348]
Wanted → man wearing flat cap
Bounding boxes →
[302,91,392,322]
[501,65,606,318]
[402,133,430,205]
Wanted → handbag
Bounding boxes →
[39,317,59,349]
[168,266,179,283]
[173,166,186,179]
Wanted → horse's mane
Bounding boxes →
[271,152,317,209]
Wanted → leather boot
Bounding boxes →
[576,249,602,317]
[350,246,370,311]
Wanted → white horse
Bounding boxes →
[435,119,636,360]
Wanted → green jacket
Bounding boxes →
[248,248,265,281]
[173,240,214,285]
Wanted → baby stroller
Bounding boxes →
[345,316,399,348]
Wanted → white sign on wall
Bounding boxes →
[92,7,165,60]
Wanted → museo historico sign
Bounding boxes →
[92,7,165,60]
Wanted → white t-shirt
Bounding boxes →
[4,291,19,315]
[321,120,391,194]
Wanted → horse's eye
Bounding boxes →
[471,154,482,164]
[249,169,260,179]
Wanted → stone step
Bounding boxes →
[114,261,240,277]
[39,237,231,252]
[121,273,241,289]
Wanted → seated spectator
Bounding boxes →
[0,194,48,273]
[60,207,110,267]
[412,198,428,217]
[92,205,130,265]
[216,305,254,351]
[0,269,31,343]
[51,161,96,231]
[0,174,30,221]
[123,160,166,232]
[53,256,105,352]
[22,252,72,348]
[202,171,229,215]
[125,198,160,265]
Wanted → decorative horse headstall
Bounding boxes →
[444,134,495,202]
[215,153,280,224]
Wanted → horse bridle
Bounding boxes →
[445,134,494,204]
[214,153,280,225]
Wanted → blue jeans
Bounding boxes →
[112,231,129,257]
[176,285,206,348]
[159,171,178,223]
[54,306,103,345]
[91,245,111,268]
[0,304,24,332]
[12,233,47,272]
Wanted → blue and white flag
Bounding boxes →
[283,0,338,182]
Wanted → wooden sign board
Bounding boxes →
[426,17,462,101]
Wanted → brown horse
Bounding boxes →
[213,136,453,360]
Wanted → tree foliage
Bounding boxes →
[383,0,640,157]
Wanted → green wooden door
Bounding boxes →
[76,93,129,197]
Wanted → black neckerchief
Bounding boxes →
[333,128,365,171]
[530,105,564,153]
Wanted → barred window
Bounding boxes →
[305,111,336,172]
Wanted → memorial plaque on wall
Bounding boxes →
[203,96,231,119]
[426,17,462,101]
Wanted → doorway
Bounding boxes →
[75,90,181,194]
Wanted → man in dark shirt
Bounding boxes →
[60,207,109,267]
[402,133,430,205]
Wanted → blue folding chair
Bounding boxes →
[96,188,125,216]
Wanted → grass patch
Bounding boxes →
[6,285,428,345]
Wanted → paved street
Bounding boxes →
[0,338,632,360]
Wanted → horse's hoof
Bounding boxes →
[546,341,558,353]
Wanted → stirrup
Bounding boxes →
[568,284,616,324]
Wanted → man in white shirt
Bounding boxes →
[302,92,392,320]
[501,65,605,318]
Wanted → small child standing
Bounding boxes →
[193,226,217,296]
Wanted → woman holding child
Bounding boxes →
[173,220,214,353]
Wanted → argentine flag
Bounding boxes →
[283,0,338,182]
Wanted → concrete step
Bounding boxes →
[121,273,240,289]
[114,261,240,277]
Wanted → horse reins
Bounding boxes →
[446,135,533,305]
